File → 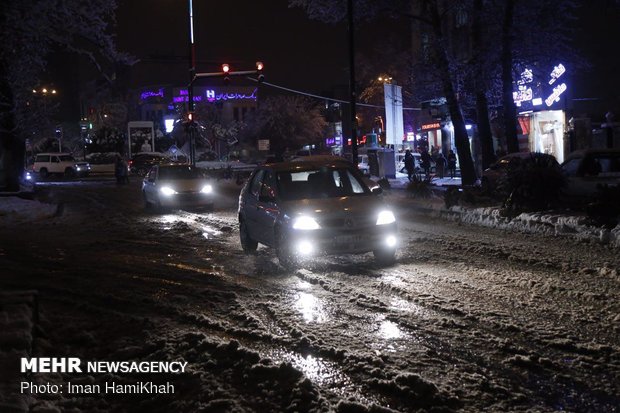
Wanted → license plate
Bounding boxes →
[333,234,366,245]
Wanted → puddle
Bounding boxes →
[295,292,328,323]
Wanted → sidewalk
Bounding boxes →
[386,171,462,190]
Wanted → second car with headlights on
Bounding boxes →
[238,158,398,268]
[142,164,214,211]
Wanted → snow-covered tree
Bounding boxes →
[243,96,327,157]
[0,0,131,190]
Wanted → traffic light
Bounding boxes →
[256,61,264,83]
[55,126,62,140]
[222,63,230,84]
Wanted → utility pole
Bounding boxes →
[347,0,358,164]
[188,0,196,166]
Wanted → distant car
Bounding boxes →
[560,148,620,203]
[142,164,214,211]
[238,158,398,268]
[32,153,90,178]
[85,152,121,175]
[357,154,370,175]
[480,152,559,193]
[129,152,172,176]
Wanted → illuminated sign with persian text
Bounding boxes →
[513,63,568,112]
[545,83,567,106]
[140,88,164,100]
[173,88,257,104]
[205,88,257,102]
[548,64,565,85]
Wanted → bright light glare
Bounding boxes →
[164,119,175,133]
[376,210,396,225]
[201,185,213,194]
[296,240,314,255]
[292,216,320,230]
[385,235,397,247]
[160,186,177,196]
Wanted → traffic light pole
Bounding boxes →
[347,0,358,165]
[188,0,196,166]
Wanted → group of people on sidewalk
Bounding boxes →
[403,148,457,182]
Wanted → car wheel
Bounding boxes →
[64,168,76,178]
[373,248,396,266]
[39,168,48,178]
[239,219,258,253]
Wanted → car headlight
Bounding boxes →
[160,186,177,196]
[376,210,396,225]
[292,216,320,230]
[200,184,213,194]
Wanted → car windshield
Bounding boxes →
[277,167,370,200]
[158,166,203,180]
[58,155,75,162]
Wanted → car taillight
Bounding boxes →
[128,160,133,167]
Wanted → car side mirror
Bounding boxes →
[371,187,383,195]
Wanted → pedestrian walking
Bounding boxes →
[420,149,432,178]
[404,149,415,181]
[435,151,447,179]
[115,155,129,184]
[447,150,457,179]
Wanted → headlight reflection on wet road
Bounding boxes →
[295,292,328,323]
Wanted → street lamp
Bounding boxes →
[32,86,60,149]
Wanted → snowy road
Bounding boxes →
[1,178,618,412]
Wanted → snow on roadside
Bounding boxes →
[439,205,620,247]
[0,197,58,224]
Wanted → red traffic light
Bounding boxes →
[222,63,230,73]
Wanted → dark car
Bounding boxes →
[238,158,398,268]
[560,149,620,204]
[128,152,172,176]
[480,152,559,193]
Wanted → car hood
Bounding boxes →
[280,195,390,225]
[158,179,211,192]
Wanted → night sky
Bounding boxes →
[47,1,619,121]
[116,0,351,94]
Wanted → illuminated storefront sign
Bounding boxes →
[140,88,164,100]
[545,83,567,107]
[173,88,257,103]
[548,64,565,85]
[513,63,568,111]
[421,122,441,130]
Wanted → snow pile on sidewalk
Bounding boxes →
[0,197,58,224]
[446,205,620,246]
